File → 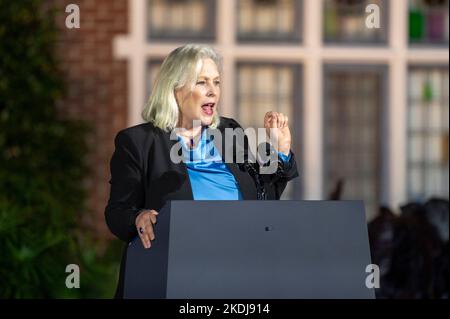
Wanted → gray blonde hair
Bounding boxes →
[142,44,223,131]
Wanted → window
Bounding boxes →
[119,0,448,211]
[323,0,388,44]
[409,0,449,45]
[147,0,216,41]
[323,66,387,216]
[237,0,302,43]
[407,66,449,201]
[146,60,164,101]
[236,63,302,199]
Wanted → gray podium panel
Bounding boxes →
[124,200,375,299]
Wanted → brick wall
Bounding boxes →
[52,0,129,239]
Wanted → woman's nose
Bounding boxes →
[206,84,216,97]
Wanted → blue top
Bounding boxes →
[177,128,291,200]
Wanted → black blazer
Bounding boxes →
[104,116,299,297]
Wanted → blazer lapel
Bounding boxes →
[158,126,257,201]
[160,131,194,200]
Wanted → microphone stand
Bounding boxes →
[241,161,267,200]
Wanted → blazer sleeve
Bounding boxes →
[267,149,299,199]
[105,130,145,242]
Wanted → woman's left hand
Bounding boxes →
[264,111,291,156]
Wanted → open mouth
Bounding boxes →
[201,103,215,116]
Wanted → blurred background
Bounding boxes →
[0,0,448,298]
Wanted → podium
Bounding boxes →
[124,200,375,299]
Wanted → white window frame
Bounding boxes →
[113,0,449,217]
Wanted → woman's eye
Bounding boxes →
[196,81,205,85]
[214,81,220,85]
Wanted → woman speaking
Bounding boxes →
[105,44,299,297]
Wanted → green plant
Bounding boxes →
[0,0,120,298]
